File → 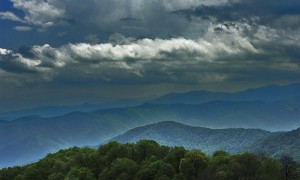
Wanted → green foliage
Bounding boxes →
[99,158,138,180]
[65,167,95,180]
[280,155,300,180]
[260,157,281,180]
[164,146,187,172]
[0,140,299,180]
[136,160,175,180]
[179,150,209,179]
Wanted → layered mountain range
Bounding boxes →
[0,83,299,168]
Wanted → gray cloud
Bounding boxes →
[11,0,66,27]
[1,22,299,88]
[13,26,32,31]
[1,0,300,111]
[1,0,225,38]
[175,0,300,29]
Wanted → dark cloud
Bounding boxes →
[0,25,299,87]
[174,0,300,29]
[0,0,300,111]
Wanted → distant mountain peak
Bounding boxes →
[149,83,300,105]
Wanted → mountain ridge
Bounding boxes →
[149,83,300,104]
[112,121,273,153]
[112,121,300,161]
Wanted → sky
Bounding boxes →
[0,0,300,112]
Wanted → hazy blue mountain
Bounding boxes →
[0,108,160,168]
[0,99,300,166]
[1,97,299,168]
[149,83,300,104]
[0,136,65,168]
[139,98,300,131]
[0,100,141,121]
[2,83,299,121]
[112,121,272,154]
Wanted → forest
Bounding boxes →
[0,140,299,180]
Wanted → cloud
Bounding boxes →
[0,11,24,22]
[1,21,299,87]
[84,34,101,44]
[10,0,66,27]
[0,48,12,55]
[0,0,299,88]
[2,0,226,35]
[13,26,32,31]
[175,0,300,29]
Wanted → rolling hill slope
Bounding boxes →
[112,121,272,154]
[1,97,300,168]
[249,128,300,161]
[112,121,300,161]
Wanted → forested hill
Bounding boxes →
[1,97,300,168]
[1,140,299,180]
[112,121,300,162]
[112,121,272,154]
[249,127,300,161]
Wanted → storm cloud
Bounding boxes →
[0,0,300,111]
[1,23,299,87]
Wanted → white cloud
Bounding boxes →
[0,11,24,22]
[13,26,33,31]
[0,26,259,82]
[0,48,12,55]
[11,0,65,27]
[1,22,299,86]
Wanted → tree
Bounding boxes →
[136,160,175,180]
[99,158,138,180]
[164,146,187,172]
[203,150,231,180]
[229,152,261,180]
[135,140,160,162]
[0,167,22,180]
[98,141,131,165]
[65,167,96,180]
[179,150,208,179]
[280,155,300,180]
[260,157,281,180]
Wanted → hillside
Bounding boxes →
[0,109,153,168]
[1,97,300,168]
[1,140,299,180]
[113,121,300,162]
[139,98,300,131]
[249,128,300,161]
[112,121,272,154]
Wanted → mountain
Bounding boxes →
[1,97,300,168]
[0,109,152,168]
[112,121,300,162]
[249,128,300,161]
[2,83,299,121]
[140,98,300,131]
[112,121,272,154]
[0,100,141,121]
[149,83,300,104]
